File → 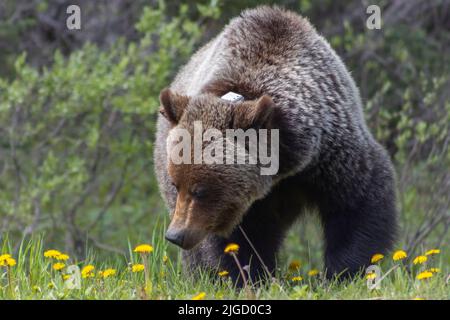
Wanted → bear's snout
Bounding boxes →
[165,224,208,250]
[165,228,185,247]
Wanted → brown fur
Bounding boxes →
[154,6,397,284]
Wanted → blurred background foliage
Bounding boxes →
[0,0,449,264]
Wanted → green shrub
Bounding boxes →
[0,1,219,255]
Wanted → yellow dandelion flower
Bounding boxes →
[366,272,377,280]
[81,265,95,278]
[131,264,145,273]
[308,269,319,277]
[0,254,16,267]
[44,249,62,258]
[288,260,301,271]
[428,268,441,273]
[291,276,303,282]
[99,268,116,278]
[413,255,427,265]
[63,274,71,281]
[413,297,425,300]
[48,283,54,289]
[6,257,16,267]
[393,250,407,261]
[133,244,154,254]
[216,293,224,299]
[163,255,169,264]
[416,271,433,280]
[0,253,12,262]
[218,270,229,277]
[0,257,16,267]
[371,253,384,263]
[224,243,239,254]
[52,262,65,271]
[425,249,440,256]
[56,253,70,261]
[32,285,41,292]
[192,292,206,300]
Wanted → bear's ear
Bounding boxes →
[159,88,190,124]
[232,95,276,129]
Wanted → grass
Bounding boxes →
[1,224,448,300]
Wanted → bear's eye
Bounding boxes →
[190,186,207,200]
[171,182,179,192]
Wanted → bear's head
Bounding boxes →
[159,88,277,250]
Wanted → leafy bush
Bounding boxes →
[0,1,218,255]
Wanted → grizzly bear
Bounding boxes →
[154,6,397,284]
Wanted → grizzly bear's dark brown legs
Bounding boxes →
[222,200,287,286]
[320,174,397,280]
[192,198,292,287]
[182,221,282,287]
[221,176,309,286]
[322,210,396,279]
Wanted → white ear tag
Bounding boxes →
[221,91,244,103]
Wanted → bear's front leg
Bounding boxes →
[183,231,275,288]
[182,189,298,287]
[321,191,397,279]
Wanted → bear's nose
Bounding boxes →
[165,228,185,247]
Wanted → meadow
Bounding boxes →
[1,1,449,300]
[1,222,448,300]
